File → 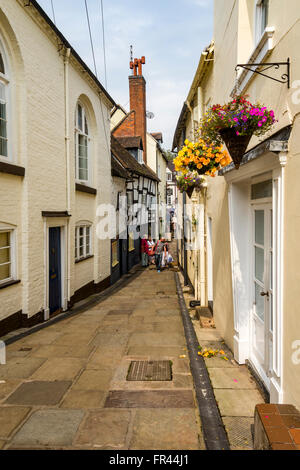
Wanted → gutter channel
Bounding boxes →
[175,272,230,450]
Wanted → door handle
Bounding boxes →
[260,291,269,297]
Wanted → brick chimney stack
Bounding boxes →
[129,56,147,164]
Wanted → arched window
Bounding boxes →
[0,47,9,159]
[75,102,90,183]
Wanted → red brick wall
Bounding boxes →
[129,75,147,163]
[113,112,135,137]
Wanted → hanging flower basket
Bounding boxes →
[198,95,277,169]
[173,139,231,178]
[175,171,206,198]
[219,128,252,169]
[186,186,194,198]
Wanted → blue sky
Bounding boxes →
[37,0,214,148]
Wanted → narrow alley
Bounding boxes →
[0,261,205,450]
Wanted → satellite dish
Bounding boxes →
[146,111,155,119]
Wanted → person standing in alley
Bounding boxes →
[141,235,150,267]
[154,238,168,272]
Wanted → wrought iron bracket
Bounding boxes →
[235,58,290,88]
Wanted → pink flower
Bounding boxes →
[258,122,263,127]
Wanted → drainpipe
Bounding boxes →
[201,184,208,306]
[64,47,71,308]
[183,191,188,286]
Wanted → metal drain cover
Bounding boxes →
[127,361,172,381]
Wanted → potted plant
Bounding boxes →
[175,171,206,198]
[199,95,277,169]
[173,139,231,179]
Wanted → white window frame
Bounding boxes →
[137,149,144,164]
[75,224,92,261]
[0,39,11,163]
[75,103,91,184]
[255,0,269,45]
[0,228,16,284]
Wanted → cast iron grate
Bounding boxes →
[127,360,172,381]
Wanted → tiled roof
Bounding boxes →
[111,135,159,182]
[111,154,130,179]
[115,136,143,150]
[151,132,163,143]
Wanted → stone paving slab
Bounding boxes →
[204,357,237,368]
[156,309,181,316]
[90,332,129,348]
[0,440,6,449]
[104,390,195,408]
[208,367,258,389]
[75,409,131,449]
[10,409,84,448]
[129,409,200,450]
[60,390,107,409]
[214,389,264,417]
[5,381,72,406]
[0,357,46,379]
[127,333,185,348]
[53,332,97,347]
[31,344,94,359]
[126,346,186,357]
[0,379,21,401]
[72,370,112,391]
[31,358,85,381]
[0,406,31,438]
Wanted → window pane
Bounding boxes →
[0,232,9,248]
[255,210,264,245]
[77,104,83,130]
[79,168,88,181]
[251,180,272,200]
[0,247,10,264]
[0,54,5,74]
[0,262,10,280]
[79,157,88,170]
[78,135,88,157]
[255,246,264,282]
[0,137,7,157]
[84,116,88,135]
[255,283,264,321]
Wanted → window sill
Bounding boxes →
[0,160,25,177]
[75,254,94,264]
[75,183,97,195]
[0,279,21,290]
[231,27,275,96]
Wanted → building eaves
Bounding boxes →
[111,154,130,179]
[115,135,143,150]
[27,0,116,109]
[111,135,159,182]
[172,41,214,151]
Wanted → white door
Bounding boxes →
[252,204,273,386]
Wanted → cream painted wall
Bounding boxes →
[208,0,300,407]
[0,0,112,322]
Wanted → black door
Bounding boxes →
[49,227,61,314]
[120,238,128,275]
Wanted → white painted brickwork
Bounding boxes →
[0,0,113,321]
